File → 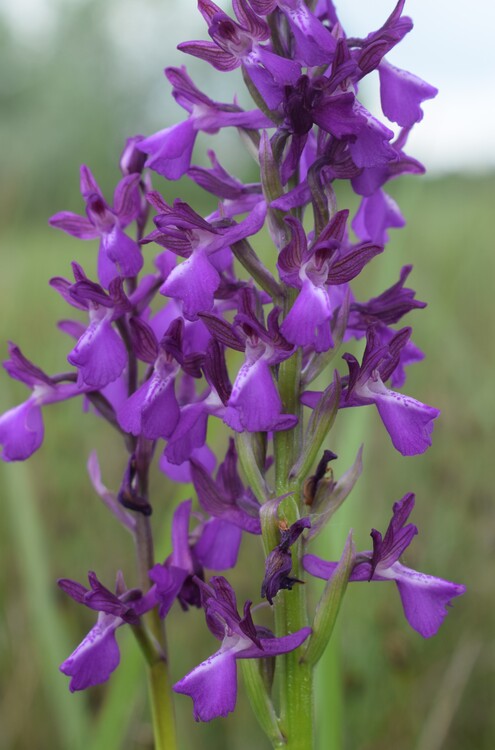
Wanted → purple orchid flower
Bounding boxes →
[143,197,266,320]
[250,0,337,67]
[343,266,426,387]
[190,438,262,535]
[0,343,87,461]
[179,0,301,110]
[188,149,263,219]
[50,263,130,389]
[152,498,244,612]
[58,571,155,691]
[302,325,439,455]
[117,317,203,441]
[49,165,143,288]
[277,212,382,351]
[303,494,465,638]
[200,291,298,432]
[137,66,271,180]
[174,575,311,721]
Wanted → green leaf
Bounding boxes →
[301,533,354,667]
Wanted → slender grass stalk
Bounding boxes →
[2,460,88,750]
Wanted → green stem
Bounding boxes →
[271,298,313,749]
[134,514,178,750]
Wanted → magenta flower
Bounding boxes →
[303,326,439,456]
[50,264,130,388]
[143,198,266,320]
[304,495,465,638]
[137,67,270,180]
[49,165,142,288]
[58,572,156,691]
[0,343,86,461]
[174,576,311,721]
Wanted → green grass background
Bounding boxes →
[1,173,493,750]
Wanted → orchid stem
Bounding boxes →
[272,299,314,750]
[132,434,178,750]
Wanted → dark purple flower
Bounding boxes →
[174,575,311,720]
[261,517,311,604]
[304,495,465,638]
[49,166,142,288]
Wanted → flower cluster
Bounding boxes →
[0,0,464,740]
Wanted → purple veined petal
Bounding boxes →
[381,562,466,638]
[352,189,405,246]
[194,518,242,570]
[60,614,121,692]
[365,377,440,456]
[0,398,44,461]
[238,626,312,659]
[68,318,127,389]
[225,356,297,433]
[161,248,220,321]
[249,0,277,13]
[113,173,141,226]
[280,280,333,350]
[159,443,217,483]
[3,342,52,387]
[174,646,238,721]
[379,61,438,128]
[48,211,99,240]
[100,226,143,284]
[50,278,88,311]
[138,119,197,180]
[178,40,239,71]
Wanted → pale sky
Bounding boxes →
[2,0,494,174]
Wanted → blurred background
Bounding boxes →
[0,1,493,748]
